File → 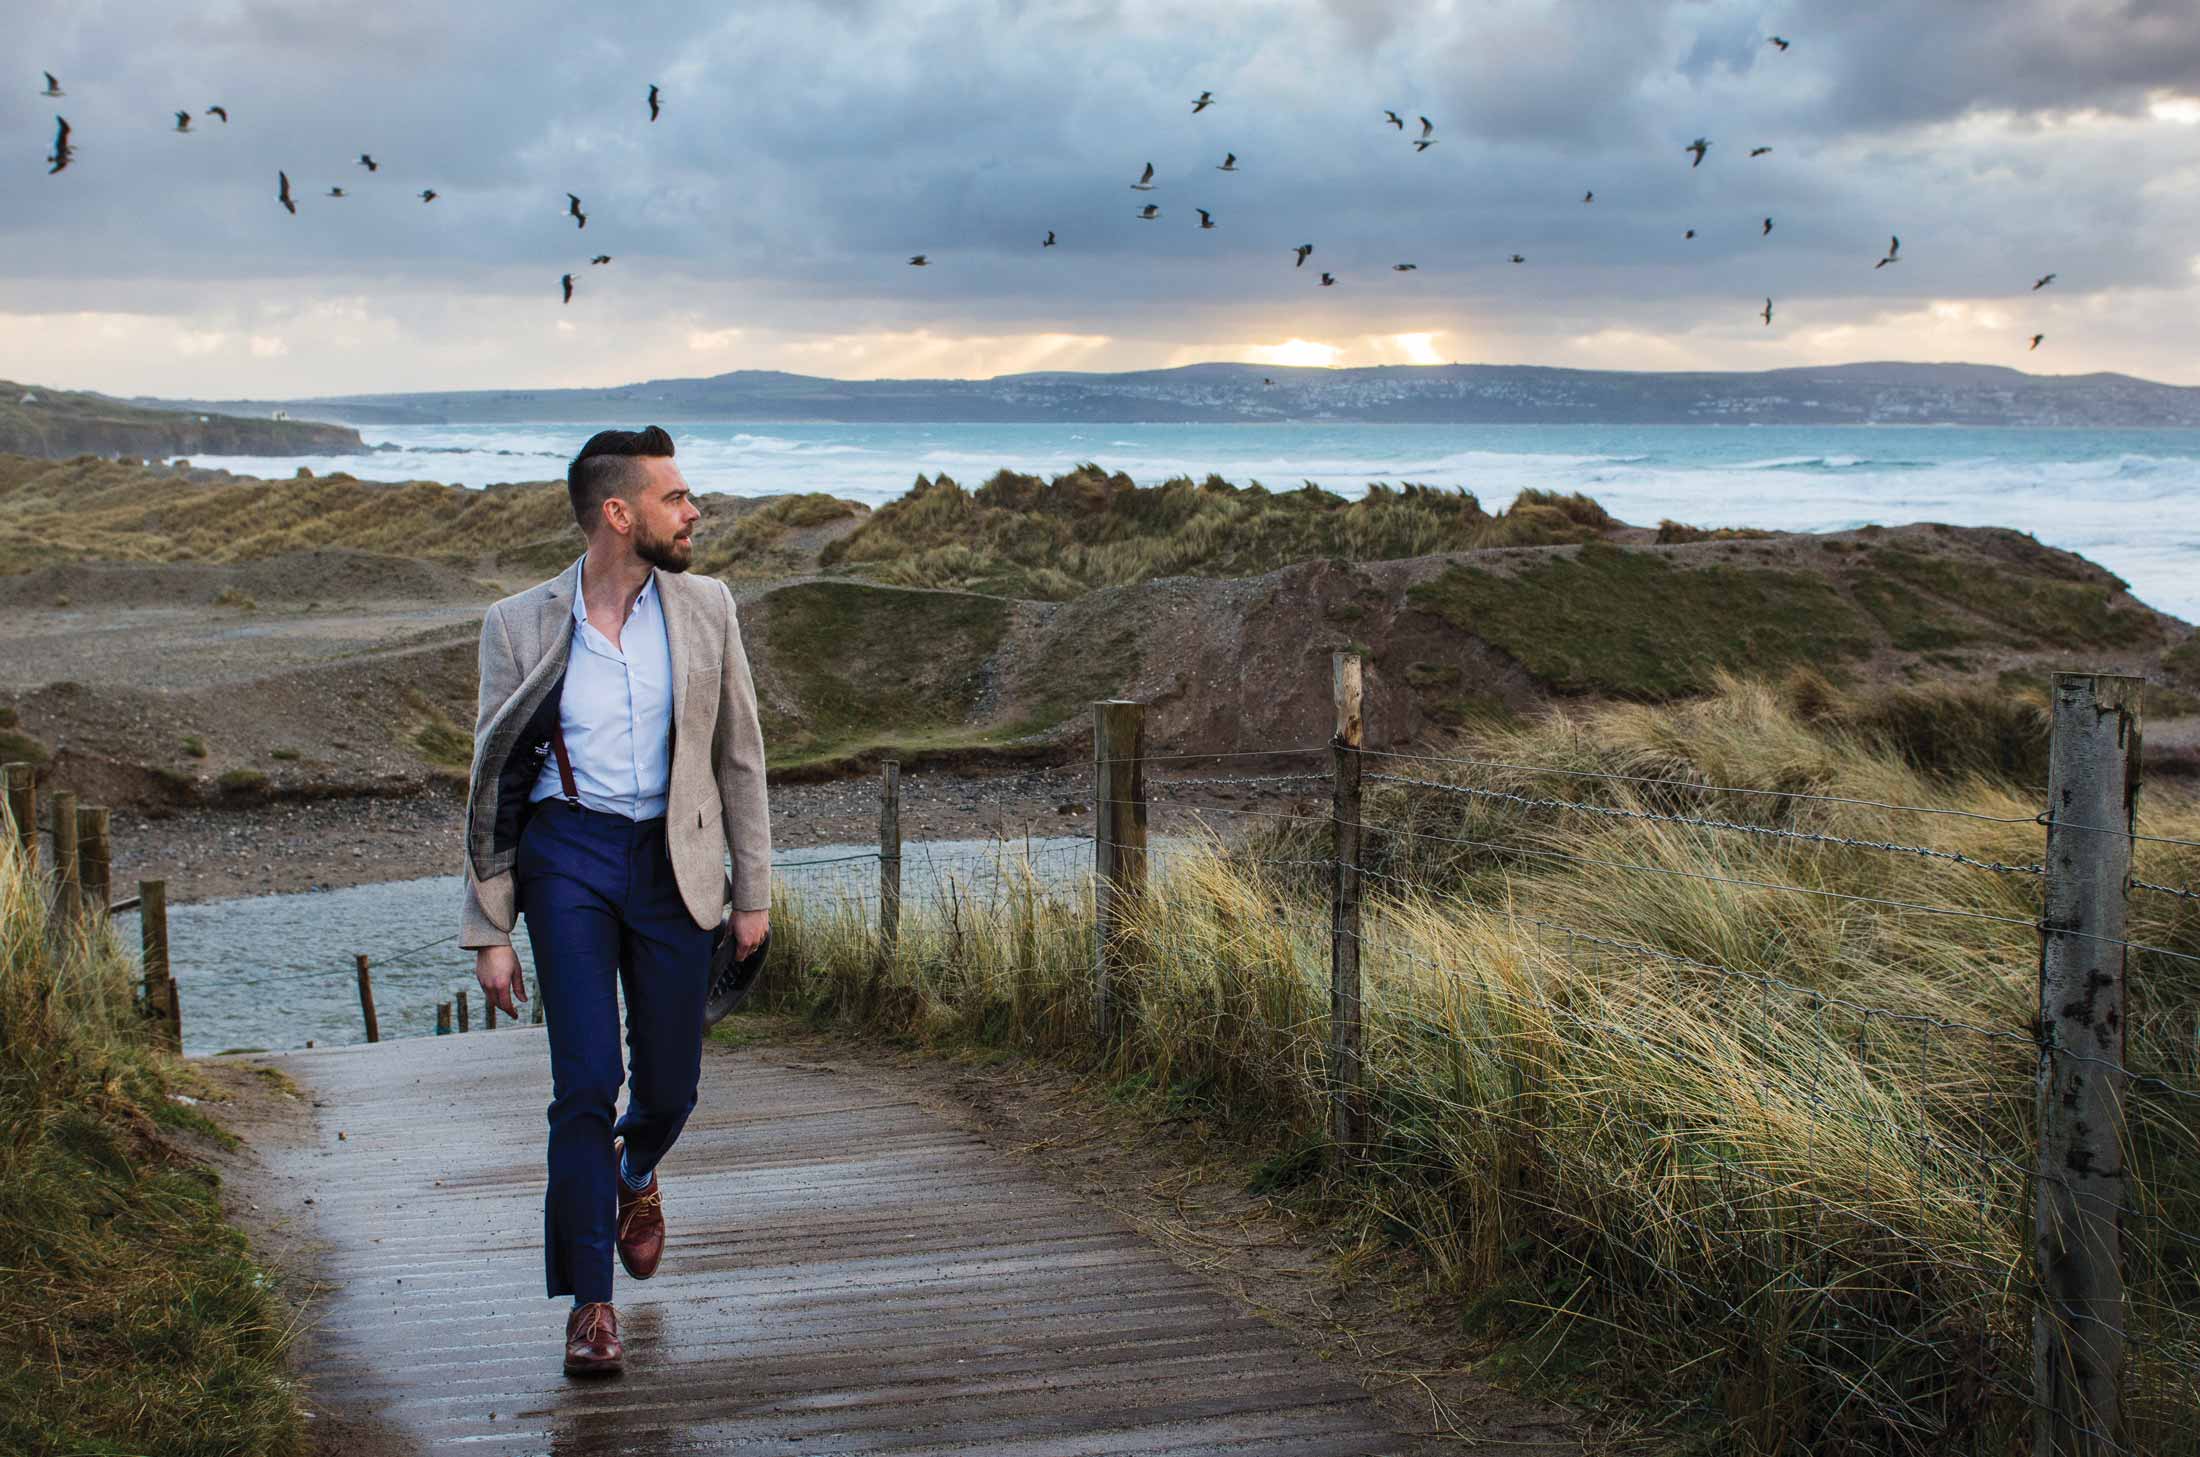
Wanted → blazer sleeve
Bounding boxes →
[458,603,520,949]
[714,580,773,911]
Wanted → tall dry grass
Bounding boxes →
[0,834,301,1457]
[751,676,2200,1453]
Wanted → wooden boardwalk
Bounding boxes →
[243,1028,1427,1456]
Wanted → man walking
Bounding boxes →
[458,425,771,1376]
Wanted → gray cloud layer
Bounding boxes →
[5,0,2198,388]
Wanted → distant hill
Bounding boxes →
[141,359,2200,428]
[0,381,363,458]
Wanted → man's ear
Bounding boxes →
[600,495,632,536]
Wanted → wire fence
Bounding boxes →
[1040,673,2194,1455]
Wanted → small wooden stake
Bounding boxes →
[354,954,380,1044]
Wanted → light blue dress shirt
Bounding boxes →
[531,557,674,821]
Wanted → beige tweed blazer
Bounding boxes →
[457,554,771,949]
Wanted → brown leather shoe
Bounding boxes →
[563,1301,621,1377]
[615,1145,665,1280]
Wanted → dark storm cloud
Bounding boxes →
[3,0,2196,361]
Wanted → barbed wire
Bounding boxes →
[1364,771,2047,877]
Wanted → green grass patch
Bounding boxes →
[1863,541,2158,651]
[1407,541,1877,698]
[756,581,1014,763]
[0,847,301,1457]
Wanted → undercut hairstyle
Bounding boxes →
[566,425,676,531]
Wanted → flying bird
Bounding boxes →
[1508,253,1525,263]
[567,192,587,228]
[1392,263,1417,271]
[277,170,295,213]
[359,153,378,171]
[1216,152,1237,171]
[1136,203,1160,219]
[41,72,63,97]
[1043,230,1056,247]
[1762,216,1774,235]
[1294,244,1313,267]
[1130,161,1154,190]
[908,254,928,266]
[648,83,662,121]
[1684,228,1697,239]
[1383,110,1403,129]
[561,273,574,303]
[2033,272,2057,290]
[1749,146,1772,156]
[1192,90,1215,113]
[326,186,346,197]
[174,110,192,133]
[1418,116,1434,140]
[1196,208,1214,229]
[1583,190,1594,203]
[1413,138,1436,152]
[46,115,72,174]
[1686,137,1709,167]
[1875,235,1900,268]
[591,254,612,264]
[1761,298,1774,326]
[2030,333,2045,350]
[207,105,229,123]
[1319,272,1336,286]
[418,188,437,202]
[1768,35,1790,51]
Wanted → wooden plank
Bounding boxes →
[243,1031,1423,1454]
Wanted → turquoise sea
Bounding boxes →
[176,421,2200,623]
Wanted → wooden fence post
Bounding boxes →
[533,990,544,1025]
[139,879,177,1050]
[50,789,79,925]
[354,954,380,1043]
[1329,653,1367,1161]
[77,805,110,920]
[436,1001,452,1036]
[1092,700,1147,1042]
[7,762,37,879]
[2033,672,2140,1457]
[878,760,902,975]
[456,989,470,1033]
[485,997,497,1030]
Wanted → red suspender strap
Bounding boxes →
[549,721,581,804]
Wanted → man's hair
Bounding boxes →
[566,425,676,531]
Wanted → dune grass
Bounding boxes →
[0,838,300,1457]
[818,464,1617,599]
[749,674,2200,1453]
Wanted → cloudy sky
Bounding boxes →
[6,0,2200,396]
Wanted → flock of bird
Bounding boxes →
[37,39,2063,350]
[38,67,650,307]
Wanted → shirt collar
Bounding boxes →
[571,555,655,624]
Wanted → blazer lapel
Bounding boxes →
[540,554,580,648]
[657,566,690,729]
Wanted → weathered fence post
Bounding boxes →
[456,989,470,1033]
[77,805,110,920]
[354,953,380,1043]
[485,997,497,1030]
[1092,700,1147,1042]
[50,789,79,925]
[7,762,37,878]
[139,879,178,1050]
[532,990,544,1025]
[436,1001,452,1036]
[878,759,901,975]
[1330,653,1367,1161]
[2033,672,2140,1457]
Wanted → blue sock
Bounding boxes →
[618,1150,652,1192]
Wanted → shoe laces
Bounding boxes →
[571,1301,616,1344]
[618,1185,661,1238]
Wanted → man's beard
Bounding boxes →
[634,522,692,572]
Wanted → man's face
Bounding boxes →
[615,456,701,572]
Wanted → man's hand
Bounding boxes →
[726,908,768,961]
[475,945,528,1018]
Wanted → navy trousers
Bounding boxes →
[516,800,715,1303]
